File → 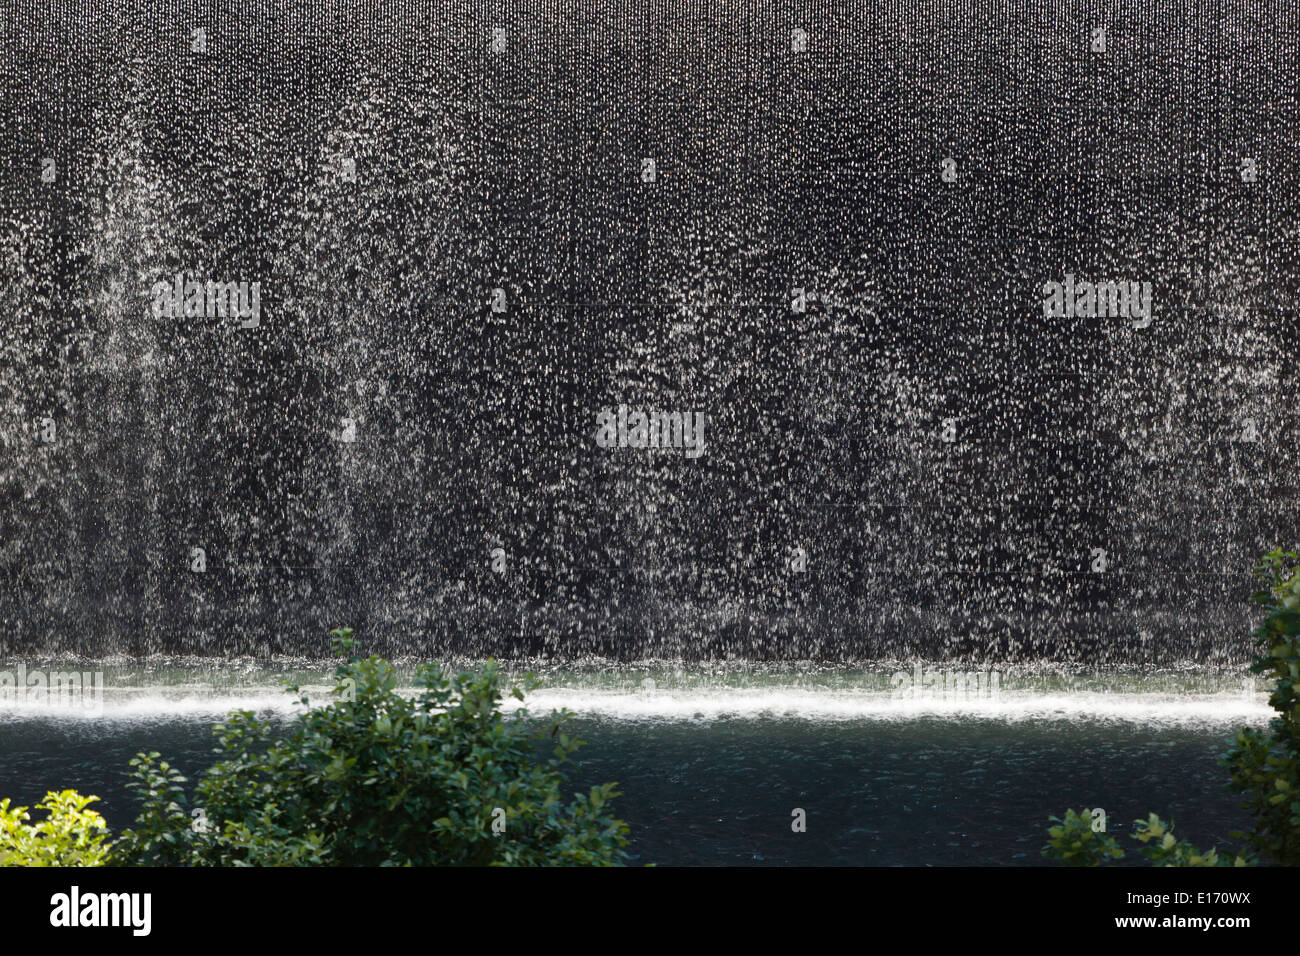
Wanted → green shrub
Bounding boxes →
[1129,813,1246,867]
[1042,808,1124,865]
[1042,808,1248,867]
[0,790,111,867]
[1220,547,1300,864]
[112,629,632,866]
[1046,546,1300,867]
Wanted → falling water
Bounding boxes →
[1,1,1296,670]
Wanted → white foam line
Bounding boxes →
[504,689,1274,725]
[0,694,308,721]
[0,688,1274,726]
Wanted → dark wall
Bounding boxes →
[0,1,1296,661]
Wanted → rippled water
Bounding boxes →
[0,660,1269,864]
[0,712,1263,867]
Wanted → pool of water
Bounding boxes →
[0,660,1269,865]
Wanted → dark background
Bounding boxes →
[1,1,1296,661]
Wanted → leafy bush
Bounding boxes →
[1046,546,1300,866]
[1042,808,1124,865]
[1130,813,1245,867]
[1221,547,1300,864]
[0,790,111,867]
[1043,808,1248,867]
[112,629,631,866]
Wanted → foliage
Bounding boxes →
[112,628,631,866]
[1042,808,1249,867]
[1130,813,1248,867]
[0,790,111,867]
[1046,546,1300,866]
[1220,547,1300,864]
[1042,808,1124,865]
